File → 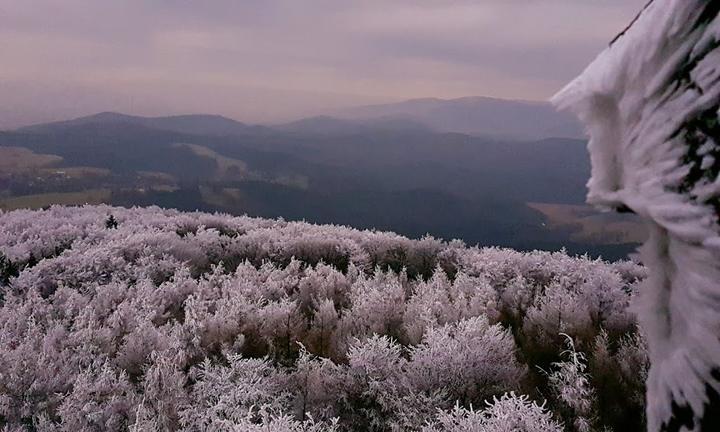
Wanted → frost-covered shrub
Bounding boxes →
[255,298,307,362]
[541,335,596,432]
[446,271,499,324]
[479,393,563,432]
[344,335,445,431]
[305,297,342,359]
[0,205,647,431]
[288,347,346,422]
[522,281,593,365]
[183,406,339,432]
[56,362,138,431]
[409,317,526,405]
[588,331,648,430]
[180,353,287,429]
[423,393,562,432]
[137,351,188,430]
[403,268,455,344]
[363,234,444,280]
[339,269,407,344]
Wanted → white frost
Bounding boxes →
[553,1,720,430]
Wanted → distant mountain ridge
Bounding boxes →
[274,115,431,136]
[0,106,643,260]
[335,96,585,139]
[15,112,430,138]
[18,112,262,137]
[12,94,585,140]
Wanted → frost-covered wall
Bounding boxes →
[553,1,720,430]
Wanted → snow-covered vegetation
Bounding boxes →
[0,205,648,431]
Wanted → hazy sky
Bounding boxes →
[0,0,646,128]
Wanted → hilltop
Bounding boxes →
[0,205,647,431]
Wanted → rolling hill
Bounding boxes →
[18,111,262,137]
[0,110,639,259]
[336,96,585,139]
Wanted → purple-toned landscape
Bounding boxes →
[2,1,719,431]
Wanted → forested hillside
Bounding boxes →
[0,112,642,260]
[0,205,648,431]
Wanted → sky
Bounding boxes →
[0,0,647,128]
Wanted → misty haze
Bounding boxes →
[3,1,719,432]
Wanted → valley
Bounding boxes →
[0,106,639,260]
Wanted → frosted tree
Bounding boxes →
[541,335,595,432]
[0,204,649,429]
[56,362,138,430]
[409,317,526,406]
[345,335,445,430]
[422,393,562,432]
[553,1,720,430]
[288,345,345,422]
[180,353,287,429]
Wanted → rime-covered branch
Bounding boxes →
[553,2,720,430]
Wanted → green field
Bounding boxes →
[0,189,111,211]
[0,146,63,174]
[527,202,647,245]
